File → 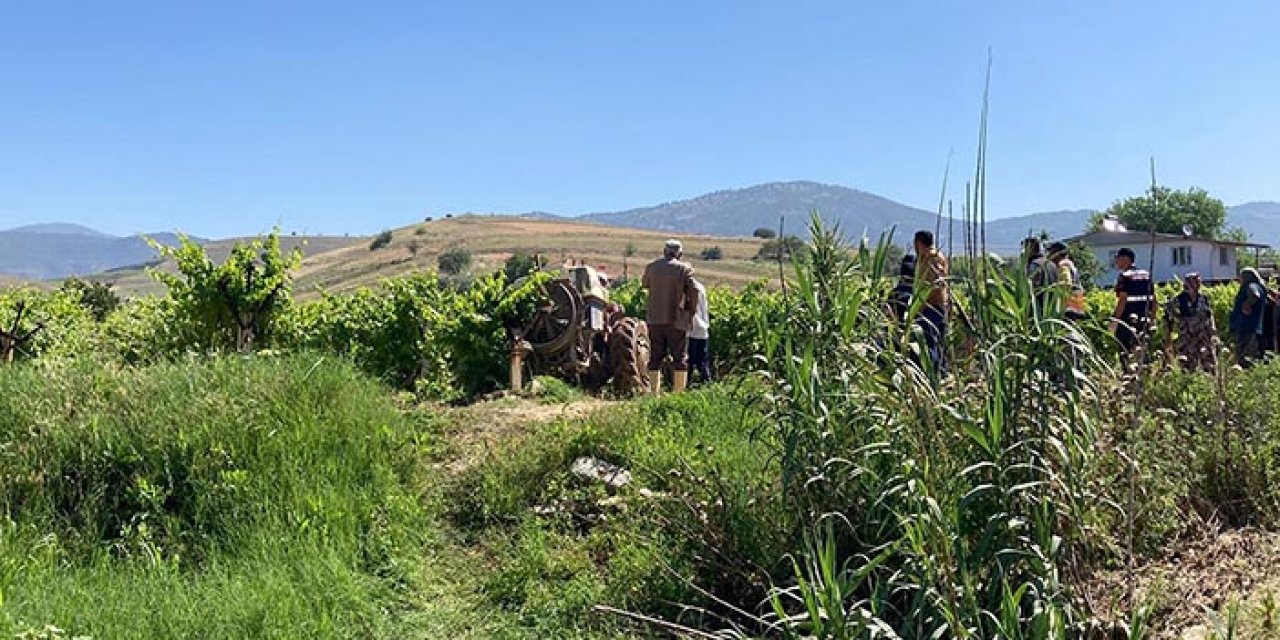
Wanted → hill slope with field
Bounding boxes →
[286,216,774,298]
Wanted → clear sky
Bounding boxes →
[2,1,1277,238]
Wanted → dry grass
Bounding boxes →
[77,216,774,300]
[288,215,775,299]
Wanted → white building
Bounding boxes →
[1064,230,1269,284]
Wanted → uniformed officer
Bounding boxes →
[1110,247,1155,355]
[1163,272,1216,371]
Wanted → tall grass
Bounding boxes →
[0,355,432,639]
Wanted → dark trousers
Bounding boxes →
[1237,332,1261,368]
[687,337,711,383]
[1115,318,1150,354]
[648,324,689,371]
[917,305,948,375]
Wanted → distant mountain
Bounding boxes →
[584,181,938,243]
[0,227,191,280]
[3,222,114,238]
[581,182,1280,252]
[1228,202,1280,247]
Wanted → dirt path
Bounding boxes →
[434,395,608,475]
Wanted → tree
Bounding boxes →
[623,242,637,258]
[756,235,806,261]
[1089,186,1231,239]
[369,229,394,250]
[1066,240,1104,289]
[503,251,546,281]
[438,248,473,275]
[753,227,777,239]
[60,278,121,321]
[700,246,724,261]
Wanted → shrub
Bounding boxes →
[369,229,394,250]
[59,277,121,321]
[503,251,546,282]
[756,235,805,260]
[699,246,723,261]
[149,232,301,353]
[437,248,473,275]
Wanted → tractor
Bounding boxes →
[509,266,651,394]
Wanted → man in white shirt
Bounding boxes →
[686,278,712,384]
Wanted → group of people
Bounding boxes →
[640,230,1277,392]
[892,231,1280,373]
[641,239,711,393]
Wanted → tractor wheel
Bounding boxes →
[608,318,651,395]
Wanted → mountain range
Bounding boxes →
[0,224,191,280]
[3,182,1277,280]
[579,181,1280,252]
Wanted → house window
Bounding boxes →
[1171,246,1192,266]
[1220,247,1231,266]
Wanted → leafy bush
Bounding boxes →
[150,232,301,353]
[369,229,394,250]
[59,278,120,321]
[438,248,473,275]
[756,235,805,261]
[503,251,547,282]
[699,246,723,261]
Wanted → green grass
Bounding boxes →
[0,354,434,639]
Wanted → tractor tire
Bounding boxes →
[608,318,651,395]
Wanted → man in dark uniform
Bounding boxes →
[642,239,698,393]
[1110,247,1155,355]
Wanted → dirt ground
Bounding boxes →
[1085,528,1280,638]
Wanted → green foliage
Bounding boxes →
[59,278,120,321]
[503,251,547,282]
[437,247,473,275]
[369,229,394,250]
[0,355,431,638]
[1090,185,1230,239]
[753,227,778,239]
[1067,239,1105,289]
[0,288,97,361]
[699,246,723,261]
[149,232,302,353]
[756,235,806,261]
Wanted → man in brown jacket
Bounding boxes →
[642,239,698,393]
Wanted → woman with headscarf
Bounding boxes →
[1229,267,1267,367]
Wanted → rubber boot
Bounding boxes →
[673,370,688,394]
[648,371,663,394]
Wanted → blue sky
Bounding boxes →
[2,1,1277,237]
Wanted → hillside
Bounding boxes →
[0,226,192,279]
[288,216,774,298]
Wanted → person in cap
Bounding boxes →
[1047,241,1087,321]
[1110,247,1155,355]
[1163,272,1216,372]
[1023,238,1058,316]
[912,230,949,374]
[1229,267,1268,367]
[642,239,698,392]
[686,278,712,385]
